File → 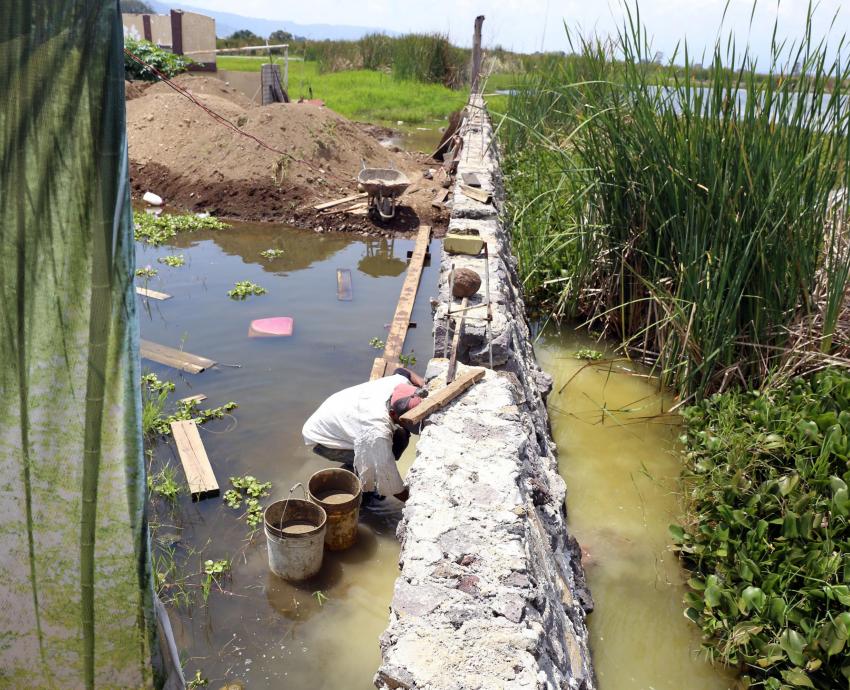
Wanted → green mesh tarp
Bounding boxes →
[0,2,165,686]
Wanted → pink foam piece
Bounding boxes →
[249,317,294,337]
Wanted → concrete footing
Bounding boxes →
[375,97,596,690]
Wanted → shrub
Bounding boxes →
[124,37,193,81]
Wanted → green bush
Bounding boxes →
[674,369,850,688]
[124,37,193,81]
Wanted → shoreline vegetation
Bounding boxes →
[500,5,849,689]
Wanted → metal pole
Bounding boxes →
[284,45,289,91]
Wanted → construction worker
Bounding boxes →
[301,367,427,502]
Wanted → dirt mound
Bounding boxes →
[127,75,447,234]
[124,80,148,100]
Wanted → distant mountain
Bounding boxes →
[148,1,399,41]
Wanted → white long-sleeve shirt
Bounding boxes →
[301,374,408,496]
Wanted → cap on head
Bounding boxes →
[390,383,423,419]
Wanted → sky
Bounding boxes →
[183,0,848,64]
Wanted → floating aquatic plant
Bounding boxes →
[134,211,227,246]
[157,254,184,267]
[228,281,266,299]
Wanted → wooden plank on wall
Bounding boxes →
[140,339,215,374]
[460,184,491,204]
[136,286,172,300]
[171,420,219,500]
[337,269,353,301]
[400,368,485,425]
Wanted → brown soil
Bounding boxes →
[127,74,448,236]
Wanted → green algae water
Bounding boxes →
[137,221,431,688]
[535,329,736,690]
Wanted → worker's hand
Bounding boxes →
[393,486,410,502]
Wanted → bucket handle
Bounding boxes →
[279,482,307,532]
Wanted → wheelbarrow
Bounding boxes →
[357,164,410,221]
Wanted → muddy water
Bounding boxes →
[381,122,445,154]
[535,329,735,690]
[137,222,433,688]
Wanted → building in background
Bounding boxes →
[123,9,217,71]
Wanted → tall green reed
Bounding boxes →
[306,32,468,87]
[502,5,850,400]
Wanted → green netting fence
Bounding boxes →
[0,2,176,687]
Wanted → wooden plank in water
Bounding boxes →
[337,269,353,301]
[136,286,171,300]
[370,357,390,380]
[313,192,367,211]
[372,224,431,379]
[179,393,207,404]
[171,420,219,500]
[140,339,215,374]
[400,368,485,425]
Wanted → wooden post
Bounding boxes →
[471,15,485,95]
[170,9,184,55]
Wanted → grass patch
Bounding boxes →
[217,56,468,124]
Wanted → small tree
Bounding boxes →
[269,29,293,43]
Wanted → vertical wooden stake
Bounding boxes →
[471,15,485,95]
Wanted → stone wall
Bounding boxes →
[375,96,596,689]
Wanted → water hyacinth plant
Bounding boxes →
[228,280,266,299]
[134,211,227,246]
[674,368,850,688]
[500,5,850,400]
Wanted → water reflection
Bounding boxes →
[358,238,408,277]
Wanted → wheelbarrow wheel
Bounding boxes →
[378,195,395,220]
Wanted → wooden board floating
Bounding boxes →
[371,224,431,380]
[400,368,486,425]
[313,192,367,211]
[140,339,215,374]
[179,394,207,404]
[337,269,353,301]
[135,286,171,301]
[171,420,219,500]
